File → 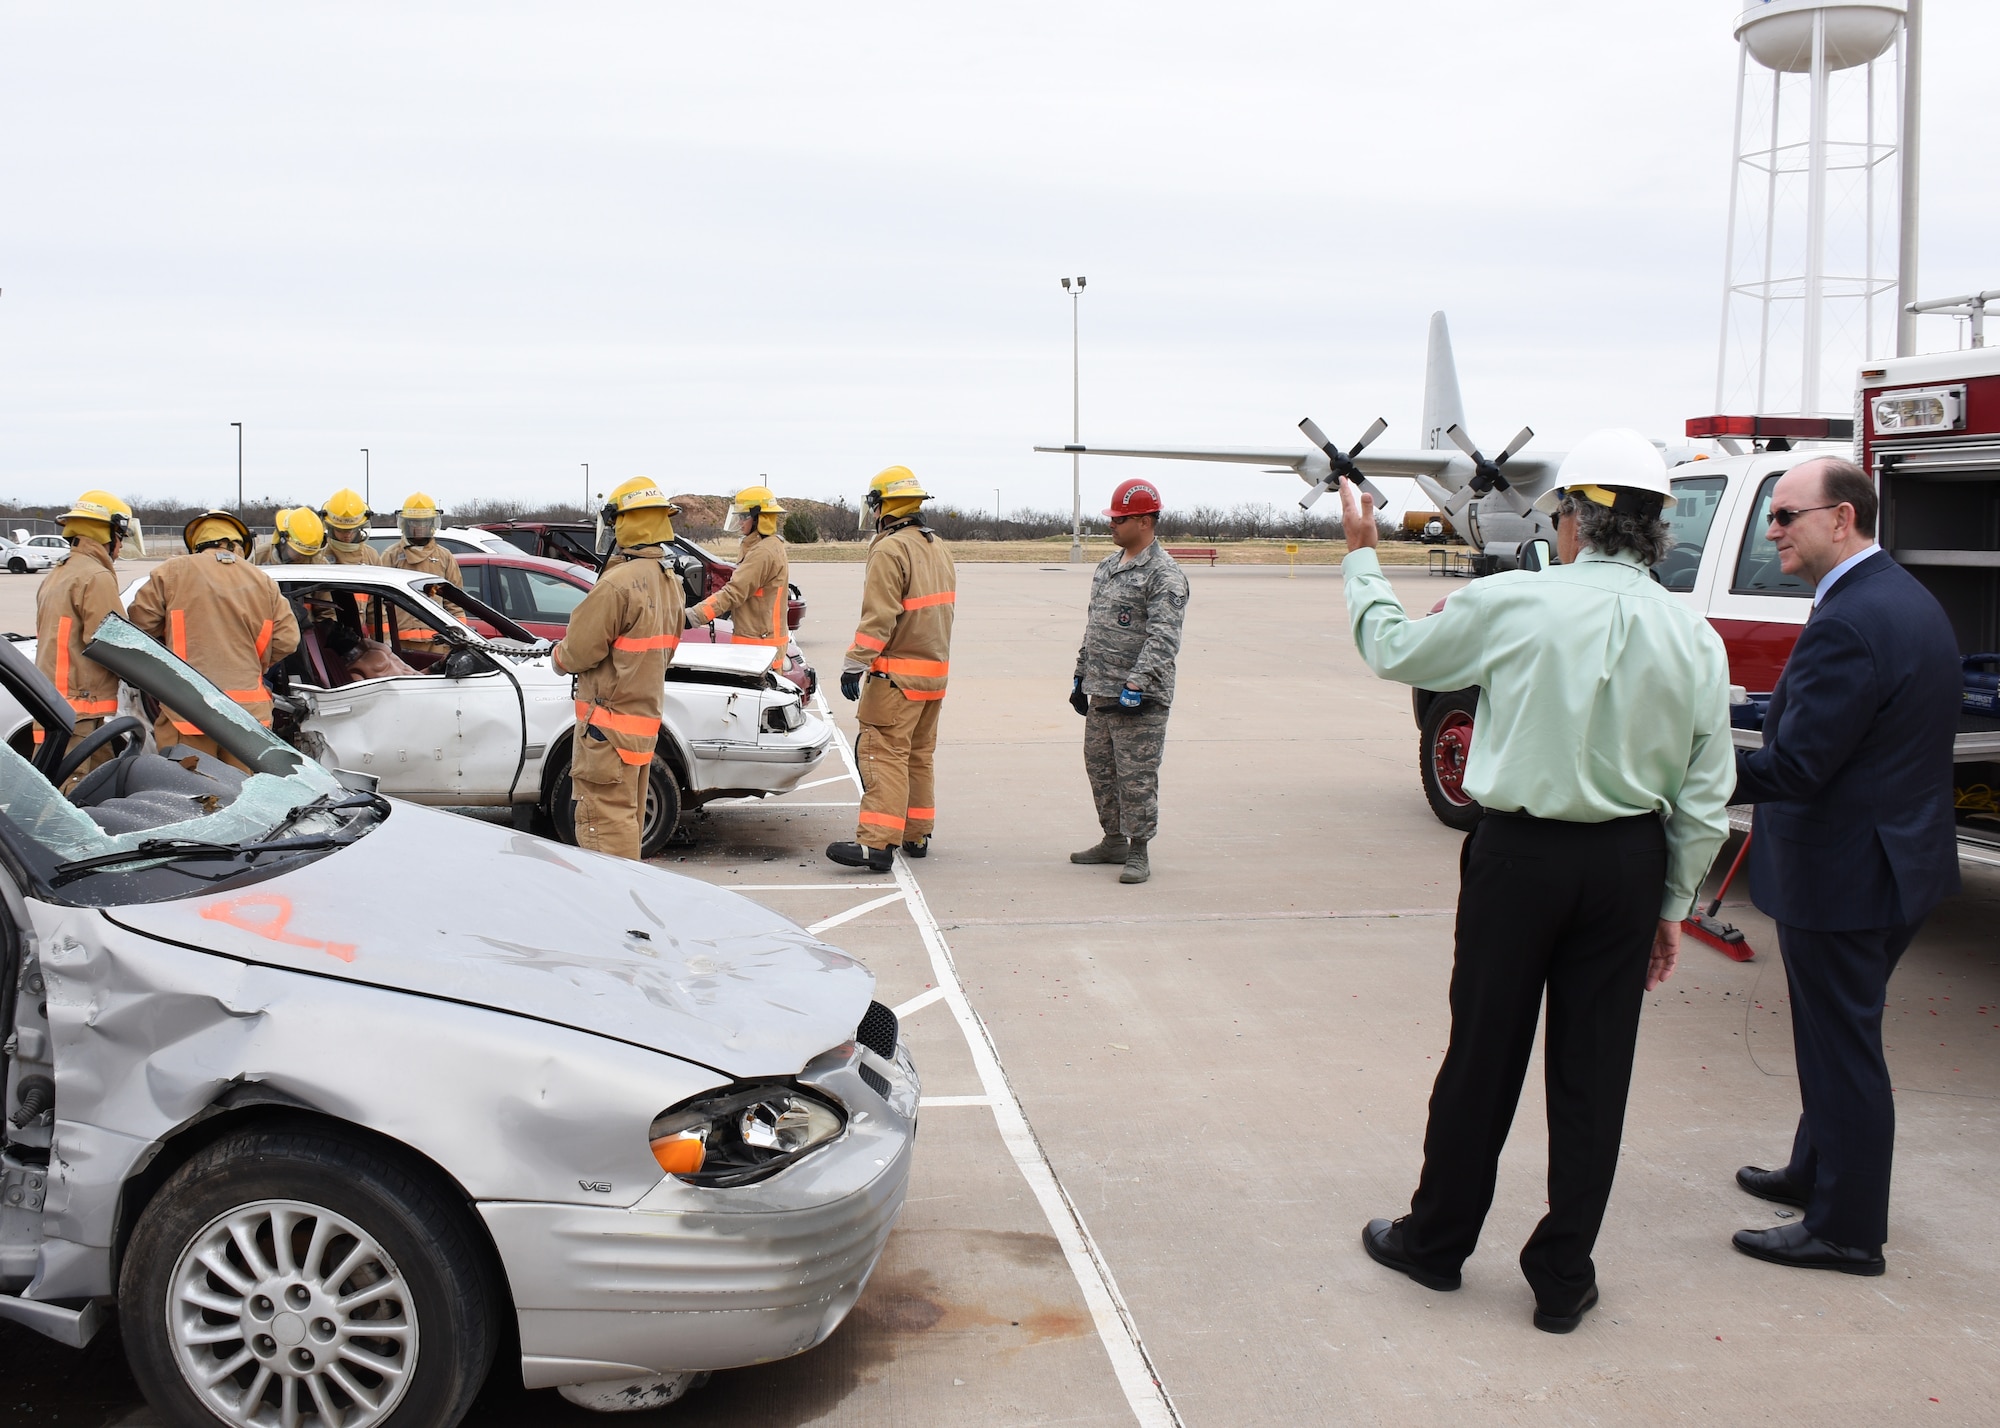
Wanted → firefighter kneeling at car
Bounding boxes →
[127,510,300,772]
[35,490,139,781]
[689,484,791,672]
[551,478,683,860]
[827,467,956,873]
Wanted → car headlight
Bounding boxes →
[648,1084,846,1187]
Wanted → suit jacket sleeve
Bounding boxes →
[1733,614,1877,804]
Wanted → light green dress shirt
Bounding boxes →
[1342,546,1734,919]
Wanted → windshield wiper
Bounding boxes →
[51,832,346,886]
[268,790,390,840]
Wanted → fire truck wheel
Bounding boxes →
[1419,688,1485,832]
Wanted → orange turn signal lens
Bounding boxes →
[651,1134,706,1176]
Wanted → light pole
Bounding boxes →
[360,448,370,507]
[995,488,1001,537]
[582,463,590,516]
[1060,276,1086,561]
[230,422,243,507]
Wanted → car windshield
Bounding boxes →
[0,616,346,868]
[1656,475,1727,592]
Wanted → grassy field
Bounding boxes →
[774,538,1455,566]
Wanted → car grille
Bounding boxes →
[855,1001,898,1095]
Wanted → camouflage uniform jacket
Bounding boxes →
[1073,541,1190,706]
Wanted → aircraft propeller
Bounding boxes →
[1441,423,1536,518]
[1297,416,1390,510]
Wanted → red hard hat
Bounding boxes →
[1104,478,1162,518]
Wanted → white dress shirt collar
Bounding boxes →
[1813,543,1881,607]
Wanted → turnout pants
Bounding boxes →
[1084,697,1170,842]
[1776,920,1920,1251]
[1400,811,1666,1309]
[855,678,942,849]
[573,763,646,860]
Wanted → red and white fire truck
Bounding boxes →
[1415,345,2000,868]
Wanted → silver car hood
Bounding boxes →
[102,802,875,1079]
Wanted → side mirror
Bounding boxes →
[1519,538,1556,572]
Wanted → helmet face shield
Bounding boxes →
[398,514,436,544]
[595,505,617,560]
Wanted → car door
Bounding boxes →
[1703,458,1812,692]
[285,583,524,804]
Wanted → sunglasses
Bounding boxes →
[1107,514,1146,526]
[1769,503,1842,527]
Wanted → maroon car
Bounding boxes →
[455,550,816,697]
[476,521,806,632]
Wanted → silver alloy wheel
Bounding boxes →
[166,1198,419,1428]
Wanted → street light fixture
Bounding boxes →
[230,422,243,508]
[1060,276,1086,562]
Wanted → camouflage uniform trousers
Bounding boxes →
[1083,696,1171,842]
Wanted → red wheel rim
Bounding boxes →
[1432,711,1475,806]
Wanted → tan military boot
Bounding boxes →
[1070,835,1130,865]
[1119,839,1151,884]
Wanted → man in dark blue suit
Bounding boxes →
[1730,456,1961,1275]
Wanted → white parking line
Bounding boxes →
[918,1094,994,1108]
[720,883,898,892]
[892,985,948,1018]
[706,800,861,809]
[817,696,1182,1428]
[792,772,863,791]
[805,890,908,936]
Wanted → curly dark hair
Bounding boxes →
[1561,492,1674,567]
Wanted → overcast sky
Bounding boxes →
[3,2,1995,518]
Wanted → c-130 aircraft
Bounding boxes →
[1036,311,1686,573]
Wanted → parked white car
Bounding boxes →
[361,525,514,557]
[0,617,916,1424]
[0,538,60,575]
[3,565,833,858]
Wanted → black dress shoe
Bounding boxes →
[1736,1164,1809,1209]
[1361,1218,1460,1292]
[1533,1284,1599,1335]
[1731,1221,1884,1276]
[826,841,893,872]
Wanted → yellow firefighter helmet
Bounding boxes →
[730,484,787,537]
[281,506,327,558]
[184,509,252,554]
[320,487,371,533]
[598,478,680,554]
[862,466,929,530]
[397,491,442,544]
[60,490,139,552]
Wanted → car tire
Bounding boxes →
[548,750,683,859]
[1419,688,1485,832]
[7,558,24,574]
[120,1124,496,1428]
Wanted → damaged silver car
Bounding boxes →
[0,617,917,1426]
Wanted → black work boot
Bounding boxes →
[826,841,893,873]
[1119,839,1151,884]
[902,835,930,858]
[1070,835,1130,865]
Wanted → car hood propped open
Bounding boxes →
[102,803,875,1078]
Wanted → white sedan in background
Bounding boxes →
[3,565,833,858]
[0,538,60,574]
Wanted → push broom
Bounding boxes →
[1682,831,1755,962]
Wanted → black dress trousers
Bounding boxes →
[1400,810,1667,1308]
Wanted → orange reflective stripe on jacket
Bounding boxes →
[69,697,120,716]
[901,590,955,611]
[613,632,679,652]
[574,701,658,737]
[874,657,949,678]
[168,608,188,659]
[852,631,885,652]
[902,689,946,701]
[54,617,72,697]
[255,619,273,660]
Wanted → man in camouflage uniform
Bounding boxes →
[1069,478,1190,884]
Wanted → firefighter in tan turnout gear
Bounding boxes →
[827,467,956,873]
[381,492,461,649]
[34,491,138,779]
[319,489,381,565]
[127,510,300,771]
[551,478,684,860]
[689,484,790,671]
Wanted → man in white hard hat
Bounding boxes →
[1338,429,1732,1334]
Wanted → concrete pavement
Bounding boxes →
[0,557,1993,1426]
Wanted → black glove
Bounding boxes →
[1069,679,1089,716]
[840,670,862,702]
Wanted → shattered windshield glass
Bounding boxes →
[0,614,345,864]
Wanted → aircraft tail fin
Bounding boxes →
[1420,311,1466,452]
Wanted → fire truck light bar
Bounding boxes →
[1685,415,1856,440]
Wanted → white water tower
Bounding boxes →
[1714,1,1912,420]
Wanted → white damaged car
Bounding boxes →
[0,617,917,1424]
[4,564,834,859]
